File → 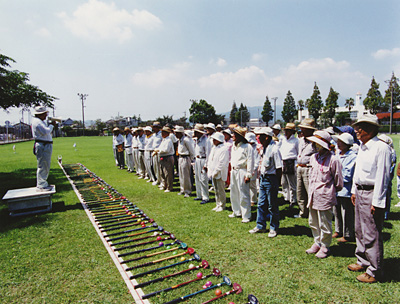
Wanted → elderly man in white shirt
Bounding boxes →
[113,127,125,169]
[32,106,56,191]
[137,127,147,179]
[207,132,229,212]
[153,126,175,192]
[280,123,299,207]
[229,126,254,223]
[245,132,260,206]
[131,128,139,174]
[175,126,195,198]
[151,122,163,186]
[193,124,211,204]
[144,126,156,182]
[124,127,134,172]
[347,114,391,283]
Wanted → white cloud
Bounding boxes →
[131,62,192,88]
[58,0,162,43]
[252,53,266,62]
[372,47,400,60]
[34,27,51,37]
[216,58,227,67]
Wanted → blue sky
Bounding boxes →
[1,0,399,124]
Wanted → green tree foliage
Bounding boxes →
[155,115,174,126]
[383,72,400,115]
[0,53,56,110]
[345,97,355,112]
[261,96,274,125]
[235,103,250,125]
[363,77,384,114]
[94,119,106,133]
[297,99,305,120]
[323,87,339,126]
[281,90,297,122]
[306,82,323,124]
[230,101,238,123]
[189,99,223,124]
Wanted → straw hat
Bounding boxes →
[272,124,281,131]
[161,126,172,133]
[124,127,131,132]
[233,126,247,138]
[211,132,224,143]
[298,118,316,130]
[33,106,49,115]
[283,123,296,131]
[254,127,274,137]
[307,130,332,150]
[353,114,380,127]
[152,121,162,128]
[245,132,257,143]
[336,132,354,146]
[174,125,185,133]
[193,123,206,133]
[113,127,120,132]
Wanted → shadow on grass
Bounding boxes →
[330,243,357,257]
[387,211,400,221]
[0,167,82,233]
[278,224,312,237]
[384,257,400,282]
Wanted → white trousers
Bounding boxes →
[195,158,209,200]
[144,151,155,181]
[35,142,52,188]
[178,156,192,195]
[230,168,251,220]
[250,176,258,203]
[213,177,226,208]
[152,153,161,185]
[309,208,333,248]
[281,173,297,204]
[125,147,134,171]
[138,151,146,177]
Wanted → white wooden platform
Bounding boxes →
[2,186,56,216]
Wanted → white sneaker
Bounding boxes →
[164,190,170,193]
[138,176,144,179]
[249,227,266,234]
[241,218,250,223]
[215,207,224,212]
[177,192,184,196]
[212,206,218,211]
[228,213,241,218]
[152,181,158,186]
[184,194,190,198]
[144,177,149,180]
[146,179,152,183]
[268,230,277,238]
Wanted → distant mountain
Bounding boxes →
[219,105,283,123]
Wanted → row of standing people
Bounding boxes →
[112,114,393,283]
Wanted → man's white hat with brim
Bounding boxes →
[33,106,49,115]
[353,114,380,127]
[211,132,224,143]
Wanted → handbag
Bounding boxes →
[282,159,295,175]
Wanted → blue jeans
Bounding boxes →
[256,174,279,231]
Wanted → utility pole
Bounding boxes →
[385,75,399,134]
[271,97,278,124]
[77,93,88,136]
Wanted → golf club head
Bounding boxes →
[201,260,209,269]
[149,218,154,223]
[212,268,221,276]
[158,226,163,231]
[180,242,187,249]
[152,223,158,227]
[187,248,195,255]
[248,294,258,304]
[223,276,232,286]
[233,283,242,294]
[193,253,201,261]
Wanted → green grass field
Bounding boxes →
[1,136,400,304]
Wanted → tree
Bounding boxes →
[189,99,223,124]
[155,115,174,126]
[230,101,238,123]
[0,53,56,110]
[344,97,355,112]
[306,82,323,125]
[363,77,384,114]
[261,96,274,125]
[281,90,297,122]
[236,103,250,126]
[323,87,339,126]
[94,119,106,133]
[383,72,400,115]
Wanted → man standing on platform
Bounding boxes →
[32,106,56,191]
[348,114,391,283]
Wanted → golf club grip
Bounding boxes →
[129,258,192,279]
[124,247,178,262]
[102,222,141,232]
[115,238,158,251]
[101,219,140,229]
[108,229,158,241]
[105,225,149,237]
[164,282,224,304]
[201,290,231,304]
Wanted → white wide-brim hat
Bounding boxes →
[336,132,354,146]
[144,126,152,132]
[254,127,274,137]
[33,106,48,115]
[211,132,224,143]
[353,114,380,127]
[174,125,185,133]
[272,124,281,131]
[307,130,332,150]
[245,132,257,143]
